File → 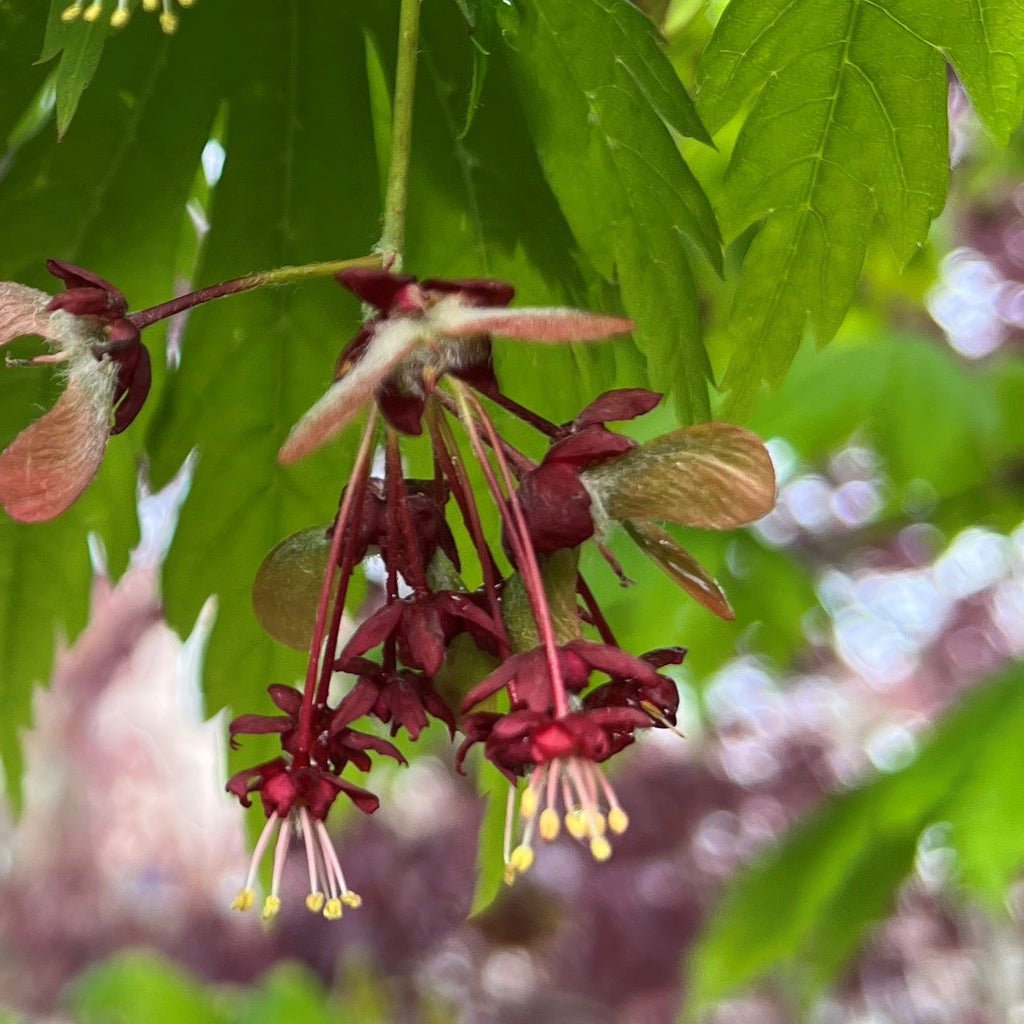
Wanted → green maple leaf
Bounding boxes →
[503,0,720,425]
[699,0,1024,414]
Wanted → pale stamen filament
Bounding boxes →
[232,812,281,912]
[502,784,516,875]
[519,767,543,819]
[299,808,326,913]
[592,762,629,834]
[503,755,633,885]
[317,820,362,917]
[539,764,561,840]
[567,758,612,860]
[262,815,293,919]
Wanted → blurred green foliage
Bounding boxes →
[64,951,450,1024]
[686,663,1024,1015]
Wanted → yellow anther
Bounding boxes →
[341,891,363,909]
[503,863,517,886]
[509,844,534,874]
[261,895,282,921]
[178,0,195,5]
[141,0,159,9]
[109,7,129,27]
[323,898,343,920]
[608,806,629,834]
[519,786,538,819]
[231,888,256,912]
[589,811,607,837]
[82,2,104,22]
[539,807,561,841]
[590,835,612,862]
[158,11,178,32]
[305,892,325,913]
[61,3,84,22]
[565,808,588,839]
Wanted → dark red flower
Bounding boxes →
[337,588,501,680]
[332,656,456,740]
[228,757,373,922]
[45,260,151,435]
[331,476,460,575]
[581,646,686,725]
[459,704,652,882]
[229,683,405,771]
[461,638,671,717]
[516,389,661,554]
[483,705,652,774]
[226,756,379,819]
[279,270,634,463]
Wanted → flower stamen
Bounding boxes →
[231,806,361,922]
[299,808,326,913]
[61,0,193,32]
[504,756,630,883]
[261,814,293,920]
[232,811,281,913]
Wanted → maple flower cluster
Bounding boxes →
[232,267,776,915]
[0,261,776,922]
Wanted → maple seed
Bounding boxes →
[279,269,634,464]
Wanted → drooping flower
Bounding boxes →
[457,637,684,882]
[0,261,151,523]
[278,268,635,463]
[461,705,653,882]
[227,684,402,920]
[227,758,376,921]
[515,387,778,617]
[228,683,407,772]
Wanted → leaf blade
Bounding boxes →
[502,0,720,424]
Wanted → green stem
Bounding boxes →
[128,254,381,330]
[378,0,423,271]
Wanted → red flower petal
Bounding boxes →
[268,684,303,713]
[574,388,662,427]
[339,600,404,658]
[336,268,418,312]
[0,362,115,523]
[110,342,151,435]
[545,429,634,466]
